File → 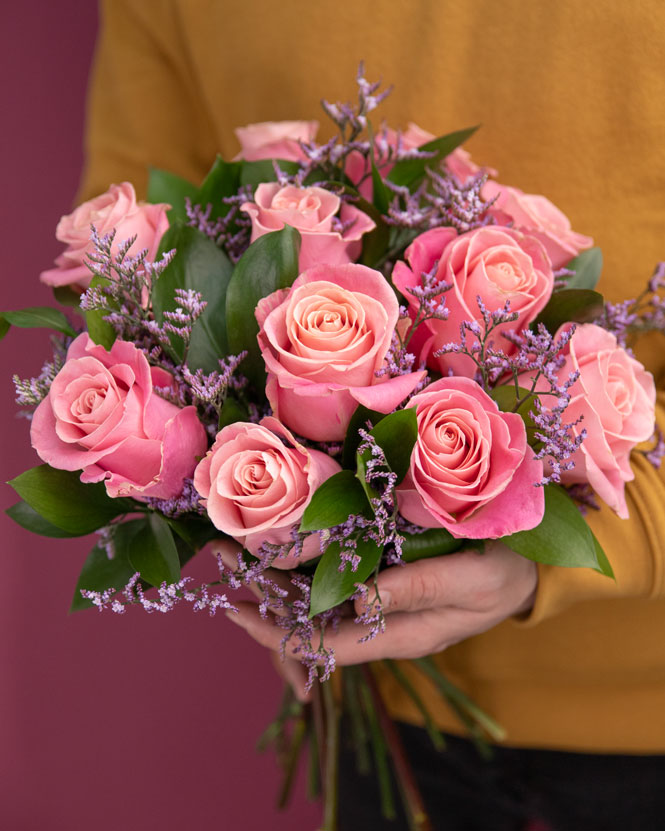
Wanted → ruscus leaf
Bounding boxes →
[309,538,383,617]
[300,470,372,532]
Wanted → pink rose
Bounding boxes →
[30,334,207,500]
[392,226,555,376]
[256,263,427,441]
[40,182,170,292]
[483,181,593,270]
[397,377,544,538]
[234,120,319,162]
[546,323,655,517]
[193,417,340,562]
[241,183,375,271]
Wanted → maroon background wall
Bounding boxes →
[0,6,320,829]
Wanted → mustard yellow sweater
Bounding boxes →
[81,0,665,752]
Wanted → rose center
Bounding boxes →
[485,261,526,293]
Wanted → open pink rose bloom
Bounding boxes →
[193,417,340,563]
[547,323,656,517]
[256,263,426,441]
[30,334,207,499]
[397,377,545,538]
[241,183,375,271]
[393,225,555,377]
[39,182,170,292]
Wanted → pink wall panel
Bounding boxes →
[0,5,320,829]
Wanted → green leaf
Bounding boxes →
[534,288,604,335]
[387,126,480,188]
[196,157,242,220]
[490,384,541,448]
[217,395,249,430]
[53,285,84,308]
[341,405,384,469]
[70,520,144,612]
[240,159,300,188]
[400,528,464,562]
[166,515,219,552]
[0,306,76,338]
[147,167,198,222]
[502,484,612,575]
[8,465,133,535]
[300,470,371,532]
[6,500,82,538]
[562,247,603,291]
[367,123,391,216]
[84,275,116,349]
[152,224,234,372]
[591,529,615,579]
[309,537,383,617]
[126,513,181,587]
[225,226,301,394]
[359,408,418,485]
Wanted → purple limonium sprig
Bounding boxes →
[437,299,587,484]
[13,340,67,408]
[81,570,237,616]
[145,478,206,518]
[79,226,176,353]
[351,581,387,643]
[642,427,665,469]
[424,169,496,234]
[185,187,254,264]
[599,262,665,348]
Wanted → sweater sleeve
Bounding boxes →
[78,0,217,202]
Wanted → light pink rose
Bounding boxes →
[397,377,545,538]
[234,120,319,162]
[545,323,655,518]
[241,183,375,271]
[392,226,555,377]
[193,417,340,562]
[40,182,170,292]
[30,334,207,500]
[483,181,593,270]
[256,263,427,441]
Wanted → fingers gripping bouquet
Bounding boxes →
[4,66,663,828]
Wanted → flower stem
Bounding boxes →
[321,680,340,831]
[361,664,433,831]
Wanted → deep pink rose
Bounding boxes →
[483,181,593,270]
[241,183,375,271]
[193,417,340,563]
[40,182,170,292]
[397,377,544,538]
[256,263,426,441]
[30,334,207,500]
[545,323,655,517]
[393,226,555,376]
[234,120,319,162]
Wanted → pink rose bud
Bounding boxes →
[483,181,593,270]
[193,417,340,563]
[256,263,426,442]
[30,334,207,500]
[241,183,375,271]
[544,323,656,517]
[393,226,555,377]
[234,120,319,162]
[397,377,545,538]
[40,182,170,292]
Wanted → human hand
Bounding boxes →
[226,541,538,667]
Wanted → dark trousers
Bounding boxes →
[338,722,665,831]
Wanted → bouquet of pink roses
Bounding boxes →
[4,66,663,828]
